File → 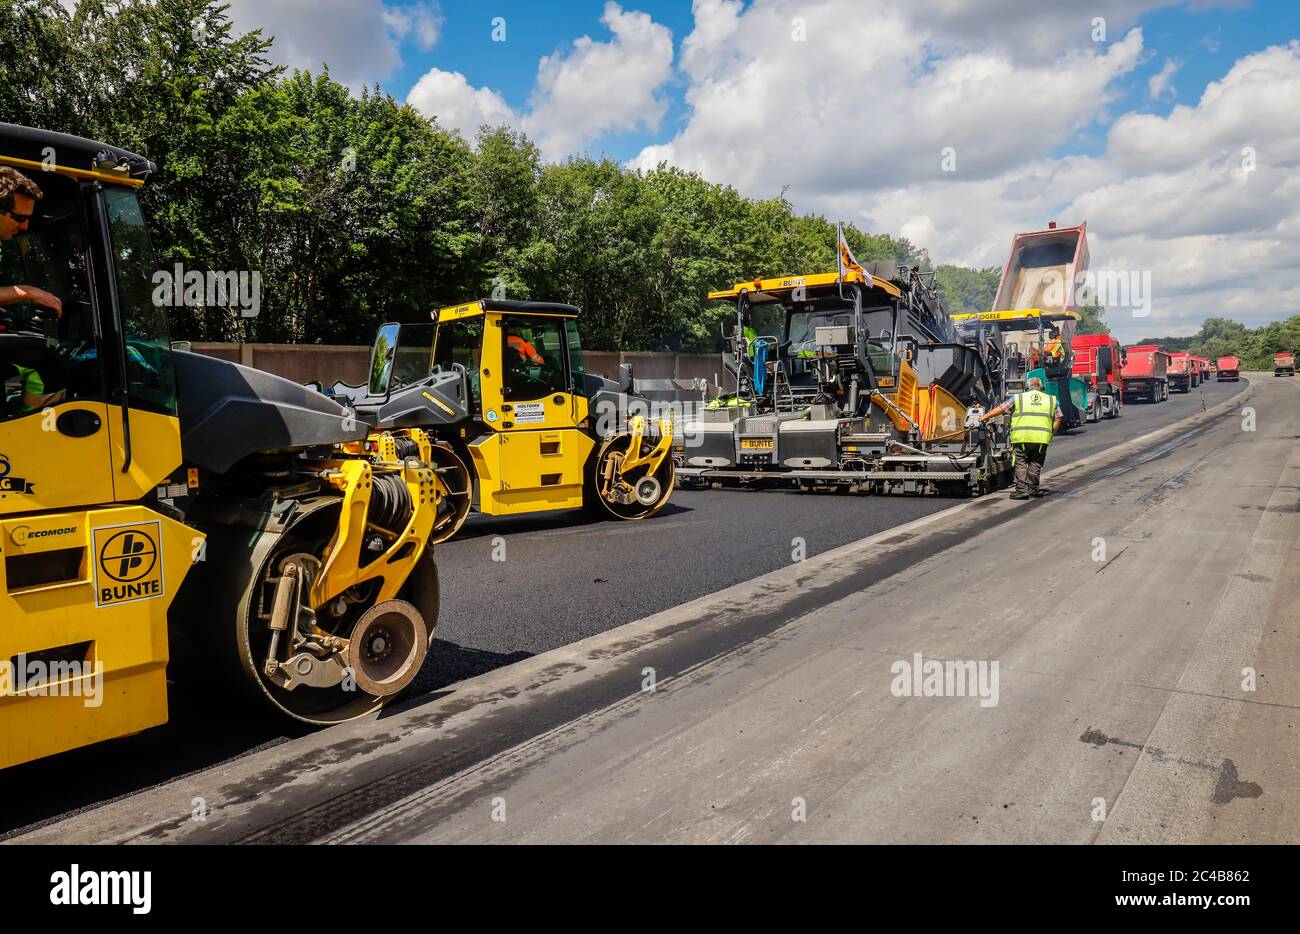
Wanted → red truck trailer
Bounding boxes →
[1122,344,1170,402]
[1194,356,1210,385]
[1216,356,1241,381]
[1071,333,1124,420]
[1168,352,1195,392]
[1274,352,1295,377]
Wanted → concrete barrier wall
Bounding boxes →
[192,343,725,389]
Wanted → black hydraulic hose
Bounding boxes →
[391,435,420,460]
[366,473,413,533]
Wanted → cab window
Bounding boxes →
[104,188,177,416]
[0,170,103,423]
[432,315,484,410]
[564,319,584,385]
[502,316,566,401]
[392,322,436,389]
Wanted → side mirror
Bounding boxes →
[171,340,192,353]
[618,362,634,394]
[368,322,402,397]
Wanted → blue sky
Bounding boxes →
[371,0,1299,163]
[384,1,696,163]
[227,1,1300,339]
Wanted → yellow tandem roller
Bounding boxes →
[0,123,441,769]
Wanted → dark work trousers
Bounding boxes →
[1013,442,1049,494]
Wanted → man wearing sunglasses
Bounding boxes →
[0,165,63,316]
[1,166,67,413]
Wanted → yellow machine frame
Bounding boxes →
[2,133,440,769]
[432,300,672,519]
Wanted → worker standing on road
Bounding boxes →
[979,376,1063,500]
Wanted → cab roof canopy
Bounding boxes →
[0,123,154,187]
[437,298,581,322]
[708,270,903,304]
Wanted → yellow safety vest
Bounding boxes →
[1010,391,1055,445]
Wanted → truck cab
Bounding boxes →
[1069,333,1124,419]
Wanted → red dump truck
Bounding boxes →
[1071,333,1124,420]
[1168,352,1195,392]
[1194,356,1211,384]
[1122,344,1170,402]
[1275,352,1295,377]
[1217,356,1241,381]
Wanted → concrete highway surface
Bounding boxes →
[11,375,1291,844]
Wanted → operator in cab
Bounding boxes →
[1,166,67,413]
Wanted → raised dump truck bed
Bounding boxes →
[983,222,1092,428]
[992,222,1090,316]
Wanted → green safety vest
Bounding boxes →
[743,325,758,359]
[1010,390,1056,445]
[14,365,45,413]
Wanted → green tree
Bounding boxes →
[934,265,999,313]
[1076,302,1109,335]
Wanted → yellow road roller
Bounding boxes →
[324,299,676,542]
[0,124,441,770]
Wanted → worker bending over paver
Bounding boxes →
[979,376,1063,499]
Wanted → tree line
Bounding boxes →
[1139,315,1300,370]
[5,0,1104,352]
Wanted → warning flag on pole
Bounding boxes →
[836,221,873,289]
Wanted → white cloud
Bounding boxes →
[629,3,1300,341]
[1147,57,1181,99]
[405,2,674,158]
[225,0,440,90]
[901,0,1174,60]
[522,3,675,159]
[383,2,443,52]
[406,69,519,140]
[1109,41,1300,173]
[632,1,1143,194]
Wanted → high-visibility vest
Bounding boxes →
[13,364,46,413]
[507,334,543,364]
[1010,390,1056,445]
